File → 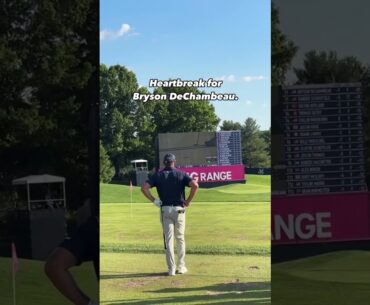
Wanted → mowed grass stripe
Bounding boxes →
[100,202,270,256]
[100,243,269,256]
[272,251,370,305]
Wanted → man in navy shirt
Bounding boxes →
[45,216,99,305]
[141,153,199,276]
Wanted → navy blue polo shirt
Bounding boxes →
[147,167,193,206]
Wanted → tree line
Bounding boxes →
[0,0,98,210]
[100,64,270,183]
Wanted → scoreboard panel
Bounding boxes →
[158,131,243,167]
[216,131,242,165]
[283,83,367,195]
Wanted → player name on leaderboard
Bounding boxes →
[216,131,242,165]
[283,83,367,195]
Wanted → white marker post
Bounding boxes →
[129,181,133,217]
[11,243,19,305]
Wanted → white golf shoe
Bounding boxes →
[168,269,176,276]
[177,266,188,274]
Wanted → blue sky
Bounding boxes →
[100,0,270,130]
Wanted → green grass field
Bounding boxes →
[100,175,271,304]
[272,251,370,305]
[101,202,269,256]
[0,257,98,305]
[101,253,270,305]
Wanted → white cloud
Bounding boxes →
[225,74,236,82]
[242,75,266,82]
[245,100,253,105]
[100,24,131,41]
[216,74,236,82]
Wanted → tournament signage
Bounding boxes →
[272,83,369,245]
[272,193,370,244]
[216,131,242,166]
[282,83,367,195]
[178,165,245,183]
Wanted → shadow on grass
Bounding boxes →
[146,281,270,294]
[100,271,263,281]
[102,281,270,305]
[100,272,167,280]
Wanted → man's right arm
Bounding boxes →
[141,182,162,207]
[45,217,98,305]
[45,248,91,305]
[141,182,156,202]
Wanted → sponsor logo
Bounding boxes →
[272,212,332,240]
[189,171,232,182]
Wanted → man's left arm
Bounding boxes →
[184,180,199,207]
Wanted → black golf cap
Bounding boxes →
[163,153,176,164]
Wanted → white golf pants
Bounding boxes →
[160,206,186,272]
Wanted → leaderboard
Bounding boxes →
[283,83,367,195]
[216,131,242,165]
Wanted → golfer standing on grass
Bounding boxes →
[141,153,199,276]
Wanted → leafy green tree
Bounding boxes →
[295,51,370,84]
[260,128,271,156]
[272,3,298,86]
[0,0,98,210]
[219,119,270,168]
[100,64,139,173]
[100,142,115,183]
[220,120,243,131]
[132,87,157,166]
[242,118,270,168]
[152,86,220,133]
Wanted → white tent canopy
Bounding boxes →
[130,159,148,171]
[12,174,66,210]
[130,159,147,164]
[12,174,66,185]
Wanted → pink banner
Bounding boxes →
[272,193,370,245]
[178,165,245,183]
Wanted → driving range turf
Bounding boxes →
[272,250,370,305]
[100,175,271,304]
[0,257,98,304]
